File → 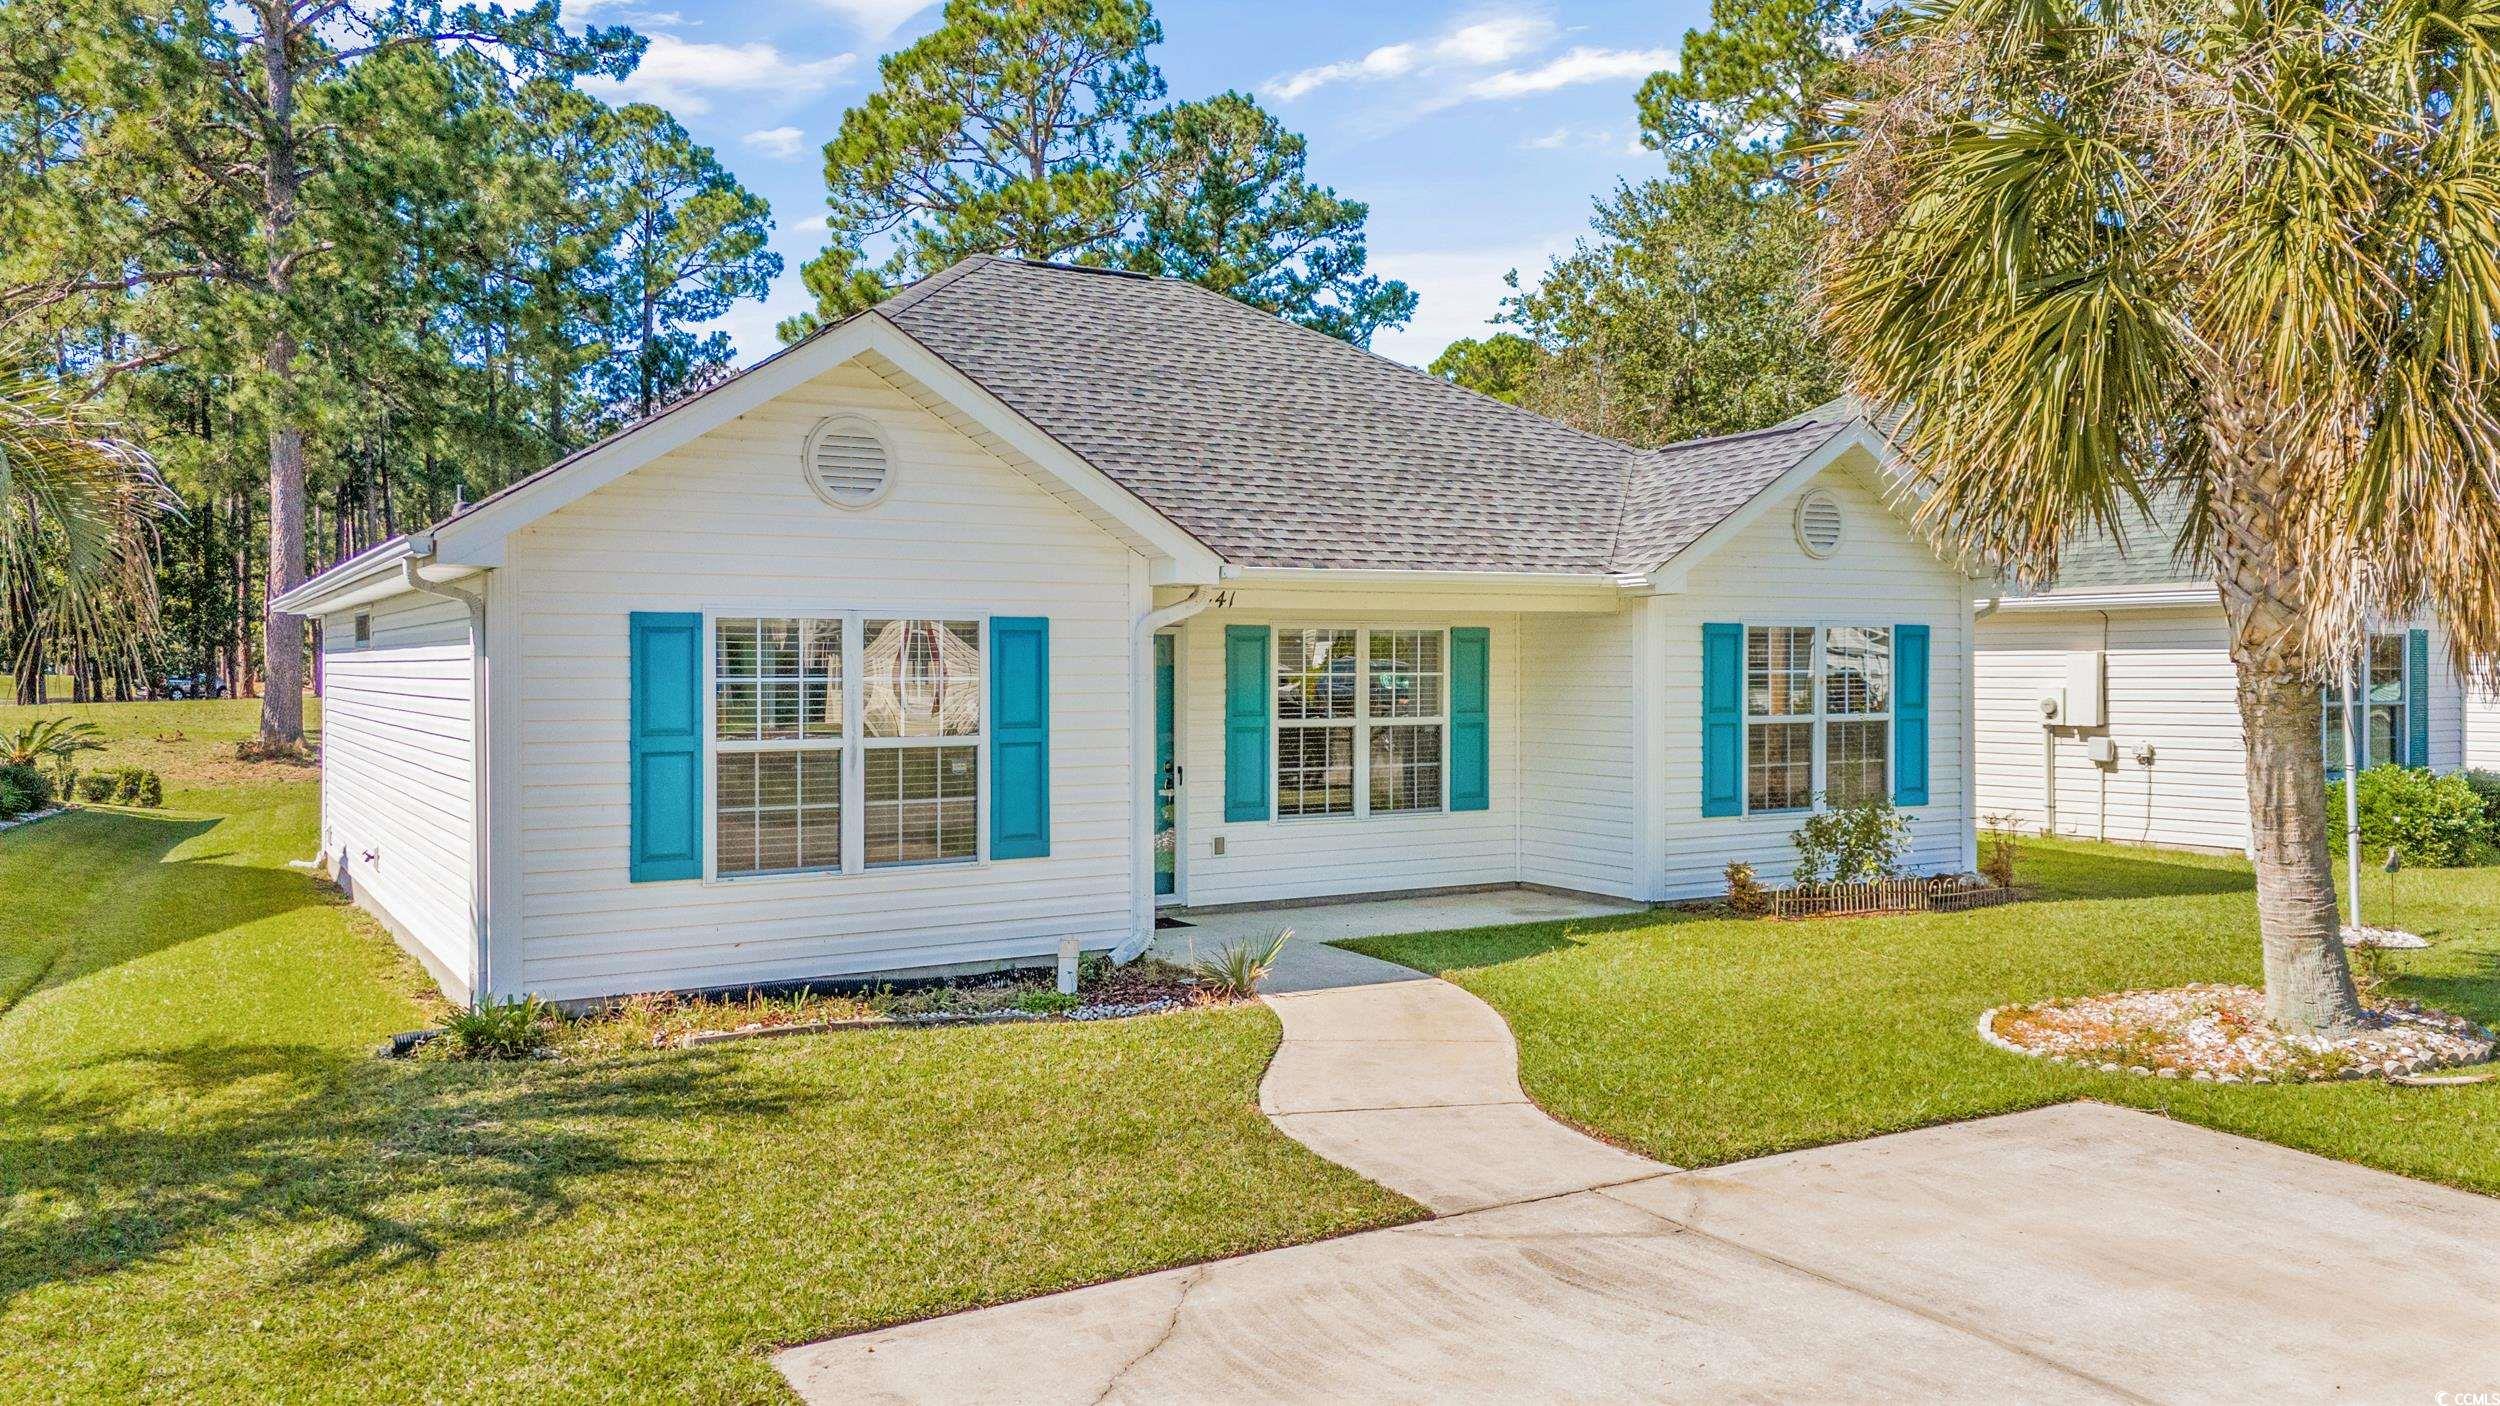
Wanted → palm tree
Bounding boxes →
[0,356,167,699]
[1811,0,2500,1033]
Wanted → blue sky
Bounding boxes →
[570,1,1706,366]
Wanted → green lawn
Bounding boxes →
[1354,838,2500,1194]
[0,700,1414,1402]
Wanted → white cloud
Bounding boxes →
[814,0,933,40]
[582,34,855,115]
[1366,238,1574,368]
[742,125,807,158]
[1463,46,1674,101]
[787,213,828,235]
[564,0,691,23]
[1263,10,1554,101]
[1517,125,1632,152]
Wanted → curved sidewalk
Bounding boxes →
[1253,938,1672,1214]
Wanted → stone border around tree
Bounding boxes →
[1977,985,2496,1085]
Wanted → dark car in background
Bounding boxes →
[161,671,231,701]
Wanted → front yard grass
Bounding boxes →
[1353,838,2500,1194]
[0,700,1414,1402]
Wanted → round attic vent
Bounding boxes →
[1794,489,1844,558]
[803,416,893,509]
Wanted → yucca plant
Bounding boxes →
[0,355,169,692]
[1811,0,2500,1033]
[1187,929,1293,999]
[4,716,104,772]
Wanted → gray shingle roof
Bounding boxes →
[878,257,1861,574]
[409,256,1874,578]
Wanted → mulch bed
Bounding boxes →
[1980,984,2495,1084]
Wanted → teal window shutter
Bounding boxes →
[2408,628,2431,768]
[1894,624,1931,806]
[1450,627,1491,812]
[989,617,1050,858]
[1701,623,1743,817]
[629,611,703,882]
[1224,626,1271,822]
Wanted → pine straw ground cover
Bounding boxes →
[1353,836,2500,1195]
[0,700,1415,1402]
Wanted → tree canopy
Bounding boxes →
[785,0,1412,347]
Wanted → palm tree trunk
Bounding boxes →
[2209,401,2364,1035]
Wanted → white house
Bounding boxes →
[279,256,1980,1007]
[1962,491,2493,852]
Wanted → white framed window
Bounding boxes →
[1744,624,1891,813]
[706,612,983,878]
[2323,632,2409,778]
[351,611,372,648]
[1273,625,1449,820]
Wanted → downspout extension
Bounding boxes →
[402,551,494,1007]
[1115,588,1213,963]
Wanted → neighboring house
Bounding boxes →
[278,256,1980,1007]
[1955,490,2489,853]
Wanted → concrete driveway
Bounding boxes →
[782,1103,2500,1403]
[781,916,2500,1403]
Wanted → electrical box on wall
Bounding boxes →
[2085,735,2118,765]
[2062,651,2107,728]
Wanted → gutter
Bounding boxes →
[399,540,496,1008]
[1993,584,2215,612]
[1116,587,1214,964]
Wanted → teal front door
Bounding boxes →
[1154,633,1177,899]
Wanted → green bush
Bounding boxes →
[0,762,49,815]
[440,996,553,1059]
[2463,769,2500,834]
[75,766,165,809]
[1790,799,1912,886]
[0,774,29,819]
[2326,764,2490,868]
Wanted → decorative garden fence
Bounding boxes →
[1768,876,2019,919]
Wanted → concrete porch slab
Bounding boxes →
[1152,886,1648,965]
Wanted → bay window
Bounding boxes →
[1274,625,1449,819]
[710,614,982,877]
[1744,624,1892,813]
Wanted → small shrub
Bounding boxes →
[1723,860,1769,916]
[0,762,48,815]
[1979,813,2020,890]
[76,772,116,803]
[441,996,553,1059]
[2326,764,2487,868]
[134,771,163,807]
[2463,769,2500,835]
[0,774,28,819]
[1187,928,1291,998]
[1790,800,1912,886]
[1014,989,1080,1015]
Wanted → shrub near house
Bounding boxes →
[2329,765,2489,868]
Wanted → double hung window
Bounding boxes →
[1273,626,1448,819]
[1743,624,1892,812]
[711,614,982,877]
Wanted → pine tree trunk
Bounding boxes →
[2208,392,2363,1035]
[254,2,307,746]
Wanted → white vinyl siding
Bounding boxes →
[1974,605,2468,853]
[1516,609,1645,899]
[1655,459,1973,895]
[319,590,477,997]
[497,359,1139,1003]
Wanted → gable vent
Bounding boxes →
[804,417,893,509]
[1794,490,1844,558]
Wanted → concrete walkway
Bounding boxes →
[779,920,2500,1401]
[1250,935,1668,1215]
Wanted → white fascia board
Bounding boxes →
[272,538,483,616]
[429,315,1223,583]
[1992,585,2216,612]
[1641,425,1901,592]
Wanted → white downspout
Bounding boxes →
[2340,648,2363,932]
[1116,586,1214,962]
[401,545,494,1006]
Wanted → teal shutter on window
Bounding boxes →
[1449,627,1491,812]
[1224,626,1271,822]
[989,616,1050,859]
[1701,623,1743,818]
[1894,624,1931,806]
[2408,628,2431,768]
[629,611,703,882]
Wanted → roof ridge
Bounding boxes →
[876,253,1010,317]
[1642,417,1846,457]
